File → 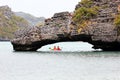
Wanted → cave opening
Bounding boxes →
[38,41,99,52]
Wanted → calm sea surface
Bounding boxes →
[0,42,120,80]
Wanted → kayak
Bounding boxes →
[49,46,62,51]
[49,48,61,51]
[50,49,61,51]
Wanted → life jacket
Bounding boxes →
[54,46,57,50]
[57,46,61,50]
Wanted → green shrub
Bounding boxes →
[73,6,99,24]
[114,14,120,27]
[72,0,99,33]
[80,0,93,8]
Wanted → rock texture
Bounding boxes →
[0,6,29,41]
[11,0,120,51]
[11,12,72,51]
[74,0,120,51]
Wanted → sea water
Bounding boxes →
[0,42,120,80]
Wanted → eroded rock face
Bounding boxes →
[0,6,29,41]
[73,0,120,51]
[11,0,120,51]
[11,12,72,51]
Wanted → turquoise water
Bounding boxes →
[0,42,120,80]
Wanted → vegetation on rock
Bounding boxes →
[0,6,29,40]
[73,0,99,33]
[11,0,120,51]
[114,14,120,34]
[15,12,45,26]
[114,14,120,27]
[80,0,93,8]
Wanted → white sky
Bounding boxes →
[0,0,80,18]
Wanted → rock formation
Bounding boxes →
[0,6,29,41]
[11,12,72,51]
[72,0,120,51]
[11,0,120,51]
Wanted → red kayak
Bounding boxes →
[49,46,61,51]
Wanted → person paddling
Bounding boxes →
[49,46,61,51]
[54,46,57,50]
[57,46,61,50]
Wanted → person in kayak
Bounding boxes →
[57,46,61,50]
[54,46,57,50]
[49,46,61,51]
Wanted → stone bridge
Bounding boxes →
[11,10,120,51]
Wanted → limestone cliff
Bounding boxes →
[0,6,29,41]
[11,12,72,51]
[72,0,120,50]
[11,0,120,51]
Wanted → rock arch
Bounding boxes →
[11,6,120,51]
